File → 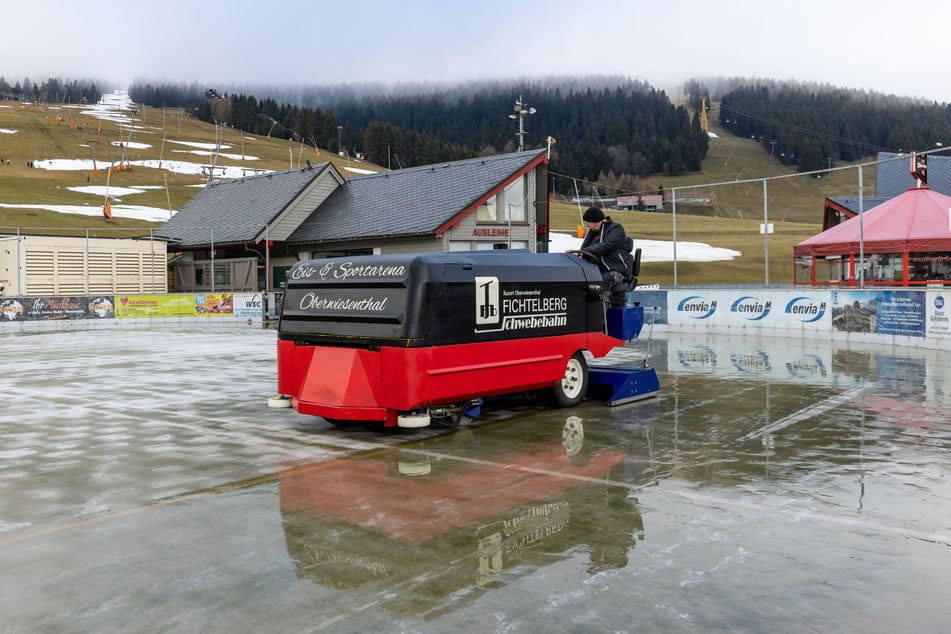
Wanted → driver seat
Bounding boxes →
[607,246,641,306]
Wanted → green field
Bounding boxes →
[1,98,868,285]
[0,100,382,233]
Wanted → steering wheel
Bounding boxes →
[573,250,598,264]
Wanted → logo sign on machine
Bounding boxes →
[474,276,568,333]
[475,276,500,325]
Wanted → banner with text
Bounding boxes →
[667,290,830,331]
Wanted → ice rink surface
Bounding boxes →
[2,326,949,633]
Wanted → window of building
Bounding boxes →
[213,263,231,287]
[272,265,291,289]
[475,197,498,223]
[503,176,526,222]
[475,175,529,224]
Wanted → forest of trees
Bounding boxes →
[683,78,951,173]
[0,76,105,105]
[130,77,709,195]
[323,81,709,188]
[12,73,945,193]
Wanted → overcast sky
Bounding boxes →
[4,0,950,103]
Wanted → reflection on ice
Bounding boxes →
[279,415,649,617]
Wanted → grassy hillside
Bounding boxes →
[635,124,873,224]
[1,98,857,284]
[550,116,878,285]
[0,99,382,233]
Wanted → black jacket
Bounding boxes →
[579,217,633,279]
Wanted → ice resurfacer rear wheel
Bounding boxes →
[552,352,588,407]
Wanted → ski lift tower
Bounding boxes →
[508,95,536,152]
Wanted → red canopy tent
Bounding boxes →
[794,186,951,286]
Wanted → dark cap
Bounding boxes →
[583,207,605,222]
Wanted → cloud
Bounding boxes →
[2,1,950,102]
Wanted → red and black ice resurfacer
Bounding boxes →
[275,250,659,428]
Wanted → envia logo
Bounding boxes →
[784,296,827,323]
[676,345,717,369]
[785,355,828,379]
[676,296,716,319]
[730,350,771,372]
[730,296,771,321]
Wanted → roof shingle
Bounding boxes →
[155,150,547,249]
[875,152,951,198]
[286,150,546,244]
[156,163,331,247]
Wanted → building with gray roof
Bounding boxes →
[156,150,550,292]
[823,152,951,229]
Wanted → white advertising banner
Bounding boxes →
[233,293,265,320]
[925,290,951,338]
[668,290,830,331]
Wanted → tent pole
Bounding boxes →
[858,165,865,288]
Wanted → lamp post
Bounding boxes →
[336,125,343,156]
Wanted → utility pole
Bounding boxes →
[508,95,536,152]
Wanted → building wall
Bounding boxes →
[172,257,258,292]
[0,238,16,295]
[380,237,445,254]
[268,172,342,241]
[442,167,540,251]
[0,235,167,297]
[446,211,533,250]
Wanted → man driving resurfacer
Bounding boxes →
[568,206,635,306]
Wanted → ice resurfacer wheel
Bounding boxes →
[552,352,588,407]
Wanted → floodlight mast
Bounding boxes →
[508,94,536,152]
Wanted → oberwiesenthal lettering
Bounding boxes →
[299,293,389,311]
